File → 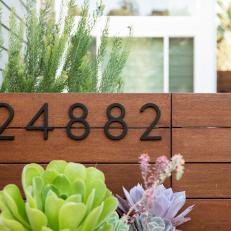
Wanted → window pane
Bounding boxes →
[76,0,196,16]
[169,38,194,92]
[119,38,163,93]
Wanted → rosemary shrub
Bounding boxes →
[0,0,130,92]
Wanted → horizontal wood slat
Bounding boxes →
[172,93,231,127]
[0,128,170,163]
[0,164,170,196]
[1,93,231,231]
[173,164,231,198]
[172,128,231,162]
[180,199,231,231]
[0,93,171,127]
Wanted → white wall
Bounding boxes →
[0,0,27,85]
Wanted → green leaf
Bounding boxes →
[46,160,67,174]
[86,180,107,208]
[87,167,105,182]
[85,189,95,213]
[72,179,86,199]
[43,170,58,185]
[64,163,86,182]
[97,196,118,226]
[45,190,64,230]
[41,184,59,205]
[1,212,28,231]
[22,164,44,191]
[52,174,72,197]
[32,176,44,210]
[2,185,28,227]
[24,189,36,209]
[59,202,86,230]
[42,227,54,231]
[98,223,113,231]
[106,213,129,231]
[26,203,48,231]
[0,191,10,213]
[78,203,104,231]
[65,194,82,203]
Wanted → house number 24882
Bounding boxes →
[0,102,162,141]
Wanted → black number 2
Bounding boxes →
[0,103,15,140]
[26,103,54,140]
[140,103,161,141]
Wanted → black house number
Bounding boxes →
[0,102,162,141]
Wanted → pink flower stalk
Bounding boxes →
[142,153,186,215]
[139,153,151,189]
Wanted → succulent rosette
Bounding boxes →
[117,184,193,231]
[0,160,118,231]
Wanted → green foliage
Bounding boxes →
[100,37,130,93]
[1,9,25,92]
[217,0,231,70]
[106,213,129,231]
[0,0,130,92]
[0,6,3,55]
[0,160,118,231]
[217,0,231,44]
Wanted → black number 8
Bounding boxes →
[104,103,128,140]
[66,103,90,140]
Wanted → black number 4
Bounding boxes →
[26,103,54,140]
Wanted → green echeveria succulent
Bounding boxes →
[0,160,118,231]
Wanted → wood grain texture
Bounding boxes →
[0,128,170,163]
[172,93,231,127]
[0,164,170,196]
[1,93,231,230]
[173,164,231,198]
[217,71,231,93]
[172,128,231,162]
[0,93,170,128]
[180,199,231,231]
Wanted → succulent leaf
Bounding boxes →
[59,202,86,230]
[26,203,48,231]
[78,203,104,231]
[22,164,44,190]
[45,190,64,230]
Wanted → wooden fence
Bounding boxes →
[0,93,231,230]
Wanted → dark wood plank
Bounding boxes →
[217,71,231,93]
[172,128,231,162]
[173,164,231,198]
[0,164,170,196]
[0,93,170,127]
[172,93,231,127]
[0,128,170,163]
[180,199,231,231]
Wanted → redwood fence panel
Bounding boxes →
[0,93,231,230]
[172,93,231,231]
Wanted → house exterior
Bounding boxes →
[0,0,216,92]
[87,0,216,93]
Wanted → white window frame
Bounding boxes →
[92,0,216,93]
